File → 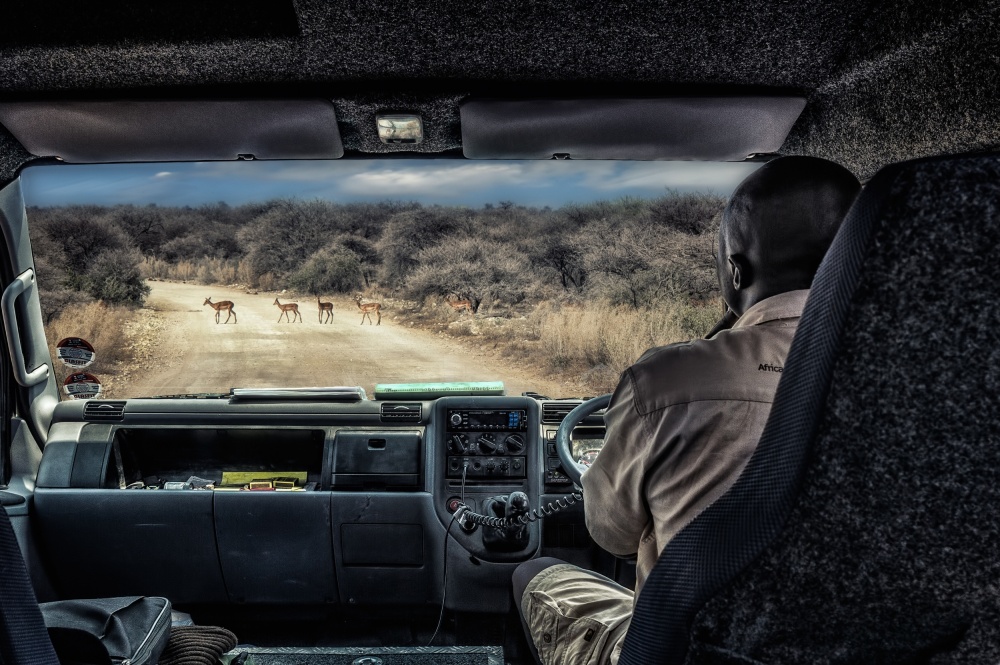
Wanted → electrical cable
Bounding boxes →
[453,490,583,529]
[429,467,582,644]
[427,462,468,647]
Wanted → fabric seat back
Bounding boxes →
[621,153,1000,664]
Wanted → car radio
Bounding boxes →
[445,409,528,479]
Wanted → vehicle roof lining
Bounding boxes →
[0,0,996,182]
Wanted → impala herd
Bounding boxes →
[203,294,386,325]
[204,293,475,325]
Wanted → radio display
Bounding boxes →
[448,409,526,431]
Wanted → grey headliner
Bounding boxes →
[0,0,996,181]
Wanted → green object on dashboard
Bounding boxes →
[374,381,505,400]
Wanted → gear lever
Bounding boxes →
[481,492,531,551]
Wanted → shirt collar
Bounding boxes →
[733,289,810,328]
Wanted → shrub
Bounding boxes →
[237,199,339,282]
[85,248,150,306]
[405,237,534,311]
[376,207,470,284]
[289,244,363,294]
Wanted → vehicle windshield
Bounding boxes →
[21,159,758,400]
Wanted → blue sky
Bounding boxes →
[20,159,759,208]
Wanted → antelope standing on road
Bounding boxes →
[274,298,302,323]
[318,296,334,323]
[203,297,237,324]
[354,295,381,325]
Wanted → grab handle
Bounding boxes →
[1,269,49,387]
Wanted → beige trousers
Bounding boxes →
[520,564,634,665]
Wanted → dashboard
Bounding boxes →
[31,395,608,614]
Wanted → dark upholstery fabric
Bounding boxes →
[619,151,894,665]
[0,505,59,664]
[0,1,998,178]
[0,125,34,189]
[682,155,1000,663]
[619,153,1000,665]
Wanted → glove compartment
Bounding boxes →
[331,431,421,490]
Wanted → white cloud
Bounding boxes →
[154,171,173,178]
[579,162,759,193]
[337,163,549,197]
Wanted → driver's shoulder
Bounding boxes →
[628,329,785,415]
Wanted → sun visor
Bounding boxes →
[461,97,806,160]
[0,100,344,162]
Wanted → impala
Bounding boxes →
[203,297,236,324]
[273,298,302,323]
[318,296,334,323]
[354,295,381,325]
[445,294,475,315]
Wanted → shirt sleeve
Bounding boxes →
[582,369,651,557]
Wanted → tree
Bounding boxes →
[375,207,469,285]
[335,234,380,287]
[237,199,341,283]
[289,244,363,294]
[406,237,533,311]
[527,218,588,291]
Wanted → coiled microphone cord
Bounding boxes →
[453,490,583,529]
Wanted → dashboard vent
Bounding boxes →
[84,400,126,421]
[541,401,582,424]
[380,402,422,422]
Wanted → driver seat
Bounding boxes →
[620,153,1000,664]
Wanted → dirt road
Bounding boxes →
[124,281,568,399]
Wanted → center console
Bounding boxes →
[445,408,528,479]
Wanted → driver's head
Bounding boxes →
[717,156,861,316]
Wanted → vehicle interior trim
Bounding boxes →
[460,97,806,160]
[0,99,345,163]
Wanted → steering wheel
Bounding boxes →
[555,394,612,487]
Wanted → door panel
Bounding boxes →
[0,180,59,442]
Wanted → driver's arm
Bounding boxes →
[582,369,651,557]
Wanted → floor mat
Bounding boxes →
[224,646,504,665]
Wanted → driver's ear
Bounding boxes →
[727,255,751,292]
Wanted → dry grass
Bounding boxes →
[142,257,250,286]
[44,301,139,398]
[391,295,722,395]
[536,302,721,377]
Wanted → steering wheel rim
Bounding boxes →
[556,394,612,487]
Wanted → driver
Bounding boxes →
[513,156,862,665]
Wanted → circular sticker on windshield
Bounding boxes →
[56,337,96,369]
[63,372,102,399]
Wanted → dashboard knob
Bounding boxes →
[449,413,463,427]
[450,433,470,454]
[505,434,526,454]
[478,433,498,454]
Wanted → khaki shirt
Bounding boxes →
[582,290,809,598]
